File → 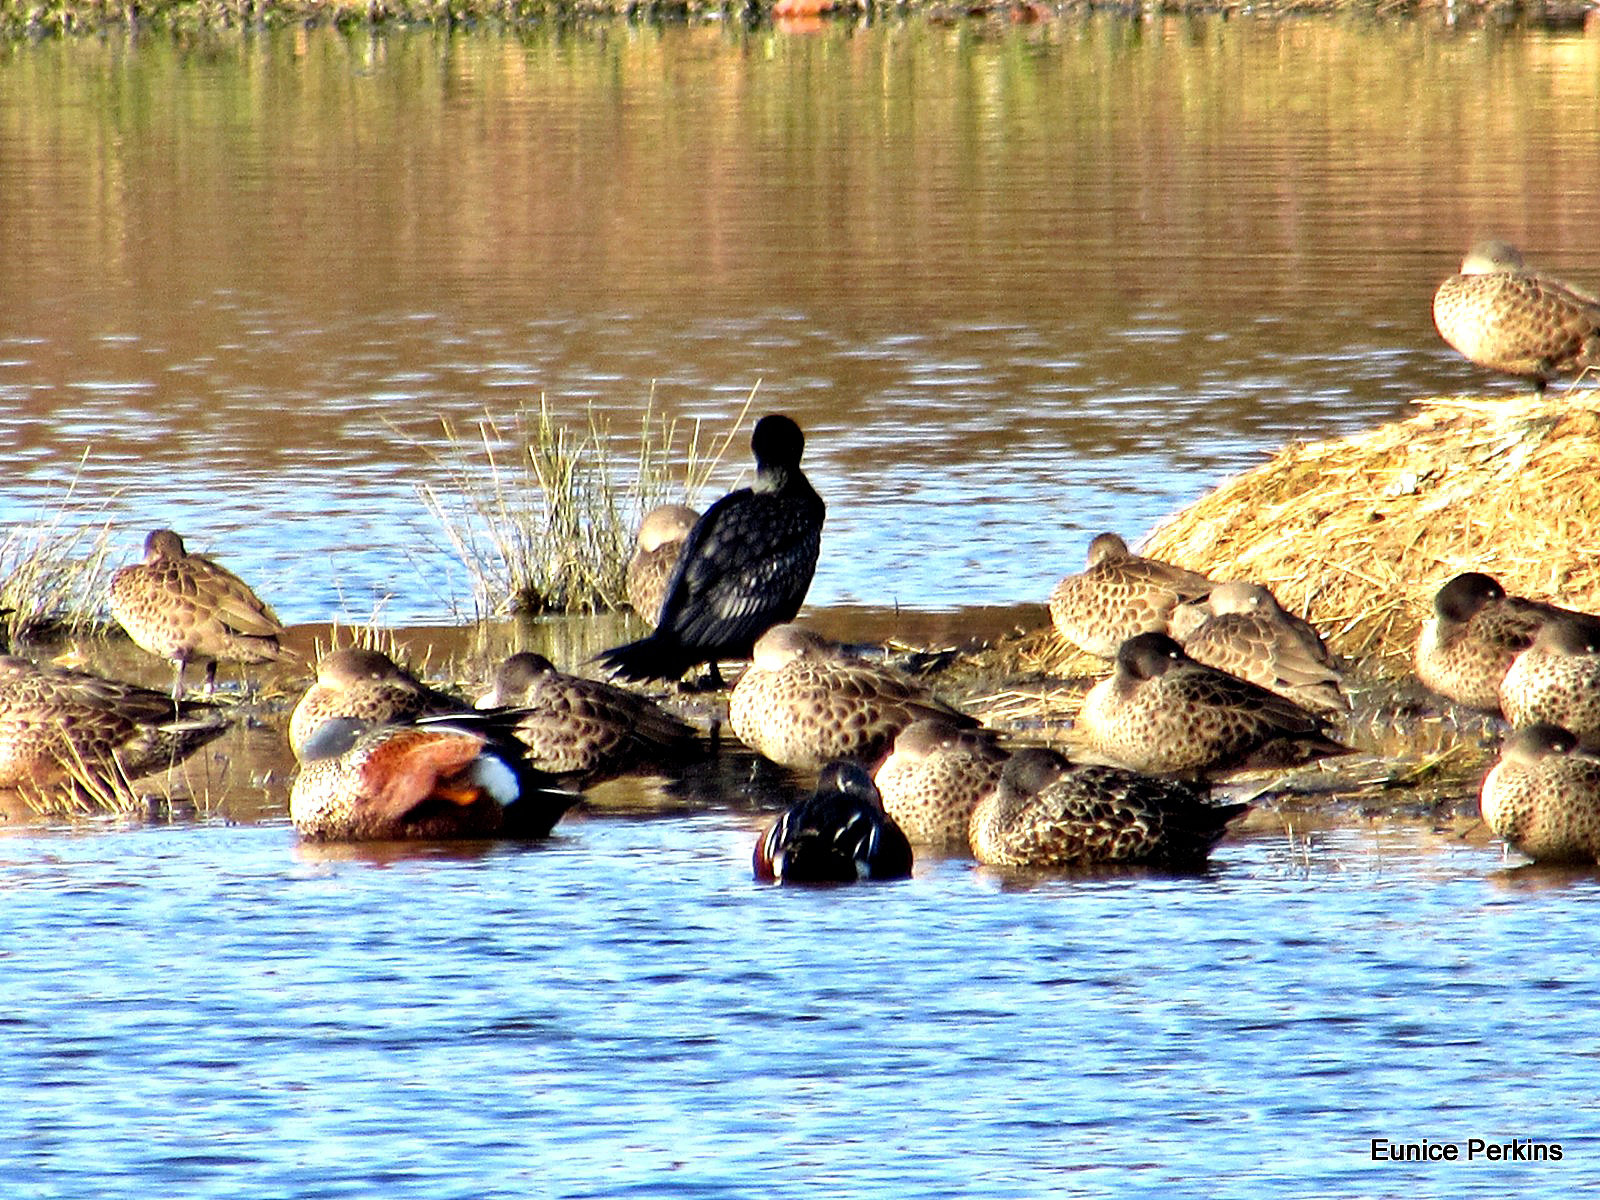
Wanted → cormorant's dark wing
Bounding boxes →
[656,486,824,659]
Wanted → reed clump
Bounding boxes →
[417,389,749,618]
[0,499,116,646]
[1139,392,1600,674]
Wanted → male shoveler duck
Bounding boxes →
[288,647,464,760]
[1480,724,1600,864]
[752,760,913,883]
[1048,532,1215,659]
[873,717,1009,848]
[968,747,1249,870]
[1500,613,1600,740]
[0,656,229,805]
[1414,572,1575,713]
[729,624,978,772]
[595,415,825,687]
[625,504,700,629]
[1432,241,1600,390]
[290,712,579,842]
[108,528,288,699]
[1169,581,1347,715]
[1077,632,1350,779]
[475,652,699,787]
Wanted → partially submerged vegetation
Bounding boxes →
[0,484,116,646]
[416,388,750,618]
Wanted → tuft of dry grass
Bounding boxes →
[416,387,752,619]
[0,473,118,645]
[1136,392,1600,674]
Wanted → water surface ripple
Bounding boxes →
[3,818,1599,1196]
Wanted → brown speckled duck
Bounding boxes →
[596,415,825,687]
[1432,241,1600,390]
[289,648,464,760]
[1480,724,1600,864]
[475,652,699,786]
[1048,532,1215,658]
[1414,572,1574,713]
[873,717,1009,848]
[0,656,229,804]
[729,624,978,772]
[968,747,1249,870]
[1076,632,1350,778]
[1170,581,1347,715]
[753,760,913,883]
[1500,613,1600,739]
[625,504,700,628]
[109,529,288,699]
[289,714,579,842]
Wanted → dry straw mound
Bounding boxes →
[1140,393,1600,675]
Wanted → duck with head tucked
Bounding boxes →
[729,624,978,772]
[109,528,288,699]
[475,652,699,787]
[1499,612,1600,740]
[1169,581,1347,715]
[625,504,700,629]
[1432,240,1600,391]
[873,717,1009,849]
[1049,532,1215,659]
[1077,632,1350,779]
[0,656,229,805]
[290,712,580,843]
[753,760,913,883]
[1414,572,1577,714]
[1480,724,1600,864]
[969,747,1249,870]
[596,414,824,688]
[289,647,465,761]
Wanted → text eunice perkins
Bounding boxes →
[1370,1138,1563,1163]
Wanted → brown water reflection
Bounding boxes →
[2,18,1599,627]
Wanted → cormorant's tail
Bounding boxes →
[592,634,691,684]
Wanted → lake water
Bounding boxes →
[4,14,1600,1197]
[3,17,1599,622]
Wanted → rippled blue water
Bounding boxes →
[4,816,1598,1196]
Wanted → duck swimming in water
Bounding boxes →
[753,760,913,883]
[596,414,825,687]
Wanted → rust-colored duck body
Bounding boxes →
[290,714,578,842]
